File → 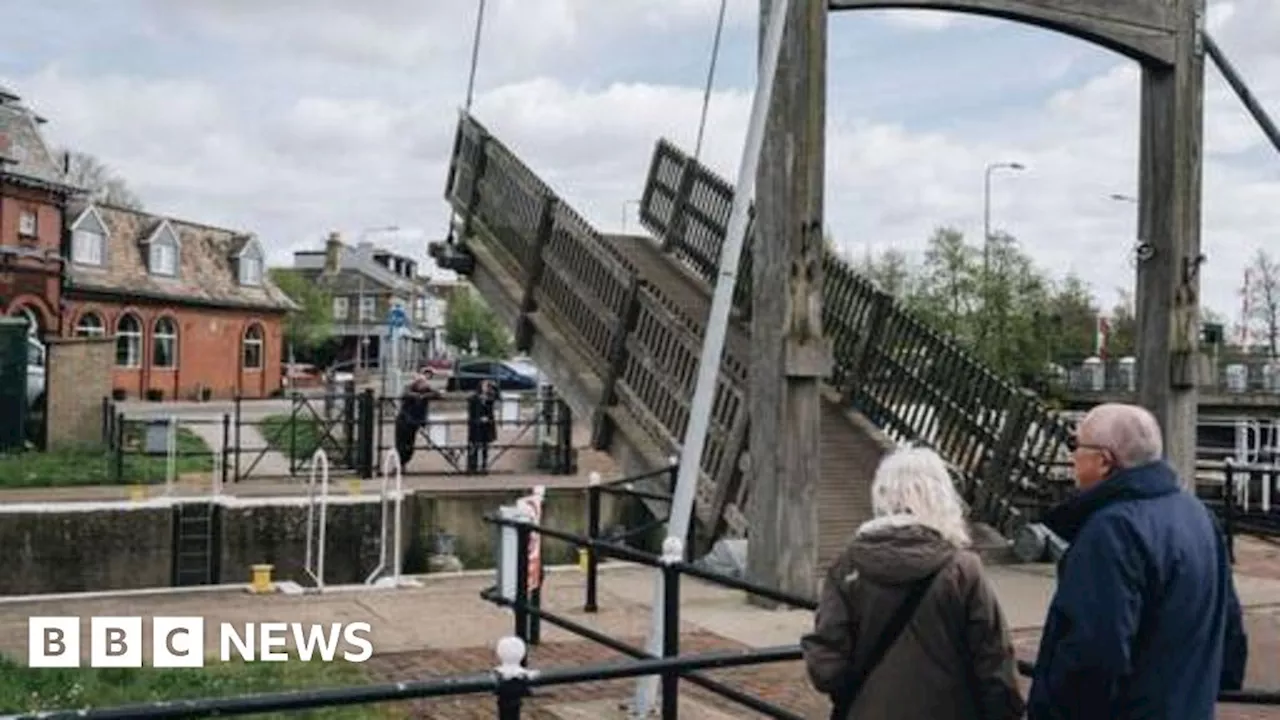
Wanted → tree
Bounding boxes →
[915,226,980,340]
[269,268,333,360]
[61,150,144,209]
[1105,290,1137,358]
[1043,274,1101,363]
[445,285,511,358]
[856,247,914,298]
[1245,249,1280,356]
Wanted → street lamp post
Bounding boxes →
[980,161,1025,347]
[982,161,1026,278]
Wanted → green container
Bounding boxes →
[0,318,29,452]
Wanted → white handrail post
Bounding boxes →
[305,449,330,592]
[365,448,401,584]
[392,448,404,585]
[166,415,177,497]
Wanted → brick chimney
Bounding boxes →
[324,231,343,274]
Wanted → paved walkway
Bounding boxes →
[0,471,594,505]
[1,540,1278,718]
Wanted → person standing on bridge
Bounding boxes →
[466,379,497,474]
[1027,403,1248,719]
[394,371,439,467]
[802,446,1024,720]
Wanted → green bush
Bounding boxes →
[0,655,391,718]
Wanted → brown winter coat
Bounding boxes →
[801,522,1025,720]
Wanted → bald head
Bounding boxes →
[1079,403,1164,468]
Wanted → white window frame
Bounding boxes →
[18,210,36,238]
[333,297,349,320]
[239,252,263,286]
[116,314,142,368]
[72,229,105,265]
[152,317,178,368]
[242,325,264,370]
[359,296,376,321]
[75,313,105,337]
[150,242,177,276]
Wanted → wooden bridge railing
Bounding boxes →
[638,139,1075,532]
[443,112,751,535]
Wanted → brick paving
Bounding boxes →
[350,611,1280,719]
[360,631,826,719]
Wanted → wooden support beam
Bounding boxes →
[1135,0,1205,491]
[591,278,642,450]
[748,0,829,603]
[514,196,556,352]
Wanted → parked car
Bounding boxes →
[445,358,539,392]
[26,335,44,409]
[26,336,45,446]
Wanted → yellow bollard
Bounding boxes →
[578,548,589,572]
[347,479,362,496]
[128,485,147,502]
[249,564,275,594]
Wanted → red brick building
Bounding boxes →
[0,84,76,336]
[62,201,296,400]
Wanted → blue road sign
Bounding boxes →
[388,306,408,329]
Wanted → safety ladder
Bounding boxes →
[173,502,217,586]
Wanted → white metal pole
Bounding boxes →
[630,0,791,714]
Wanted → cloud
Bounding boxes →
[1,0,1276,320]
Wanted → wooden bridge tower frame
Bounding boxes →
[754,0,1206,596]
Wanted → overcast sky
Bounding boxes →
[1,0,1276,324]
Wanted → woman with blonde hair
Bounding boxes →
[802,446,1024,720]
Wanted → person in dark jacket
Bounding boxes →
[394,373,438,466]
[466,379,497,474]
[802,446,1024,720]
[1028,403,1248,719]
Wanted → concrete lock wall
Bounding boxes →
[0,489,629,596]
[0,506,173,595]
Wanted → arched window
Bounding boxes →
[242,324,263,370]
[75,313,104,337]
[116,314,142,368]
[153,317,177,368]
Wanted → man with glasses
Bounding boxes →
[1027,403,1247,719]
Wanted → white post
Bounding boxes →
[166,415,177,497]
[392,448,404,585]
[305,449,331,592]
[364,449,398,584]
[631,0,791,714]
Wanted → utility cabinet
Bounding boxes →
[0,318,28,451]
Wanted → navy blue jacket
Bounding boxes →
[1027,461,1248,719]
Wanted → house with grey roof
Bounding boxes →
[291,232,446,372]
[63,200,298,400]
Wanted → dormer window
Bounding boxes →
[145,221,180,277]
[150,242,177,275]
[69,206,109,266]
[240,255,262,285]
[238,245,263,286]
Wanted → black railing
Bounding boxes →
[583,461,678,611]
[484,505,818,719]
[101,387,575,485]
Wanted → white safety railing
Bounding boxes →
[304,448,331,592]
[165,415,178,497]
[365,449,406,586]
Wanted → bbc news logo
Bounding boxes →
[28,617,373,668]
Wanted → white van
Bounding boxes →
[27,335,45,419]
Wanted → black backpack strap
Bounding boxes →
[830,566,943,719]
